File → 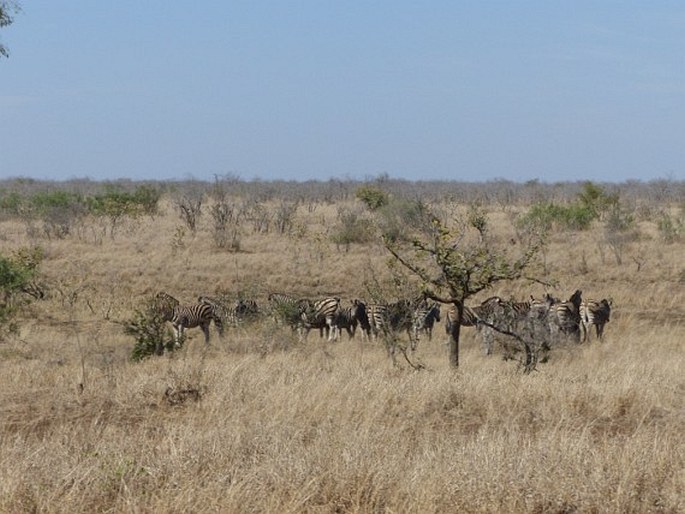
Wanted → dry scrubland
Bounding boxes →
[0,184,684,513]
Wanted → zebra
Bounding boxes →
[367,299,416,346]
[267,292,310,328]
[234,298,260,321]
[154,292,223,346]
[197,295,261,329]
[444,296,503,355]
[299,296,341,342]
[411,300,441,351]
[580,298,612,342]
[328,299,371,340]
[198,295,238,327]
[548,289,583,344]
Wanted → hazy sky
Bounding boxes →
[1,2,684,183]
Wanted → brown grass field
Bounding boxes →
[0,185,683,513]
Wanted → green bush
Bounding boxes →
[356,186,389,211]
[87,186,157,218]
[0,246,43,338]
[0,190,23,217]
[125,300,175,361]
[562,203,596,230]
[577,181,617,219]
[519,202,596,232]
[657,214,683,243]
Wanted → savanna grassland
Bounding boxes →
[0,178,683,513]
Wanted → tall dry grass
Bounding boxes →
[0,193,683,513]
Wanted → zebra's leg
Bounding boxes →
[580,321,588,342]
[481,326,494,355]
[174,324,184,347]
[201,321,211,344]
[409,327,419,352]
[298,325,310,342]
[214,316,224,338]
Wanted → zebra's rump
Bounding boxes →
[580,299,612,324]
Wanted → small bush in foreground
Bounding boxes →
[124,300,174,361]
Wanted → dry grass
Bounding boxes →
[1,194,683,513]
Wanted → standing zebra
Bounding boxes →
[444,296,505,355]
[411,301,441,350]
[580,298,612,342]
[330,299,371,340]
[299,296,341,342]
[155,292,223,346]
[548,289,583,344]
[367,299,415,344]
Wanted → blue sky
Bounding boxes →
[1,1,683,183]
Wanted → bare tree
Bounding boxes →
[382,204,542,368]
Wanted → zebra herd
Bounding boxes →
[446,290,613,355]
[152,289,612,354]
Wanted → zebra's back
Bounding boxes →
[580,298,612,341]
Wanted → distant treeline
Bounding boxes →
[0,175,683,205]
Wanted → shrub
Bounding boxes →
[577,181,617,220]
[0,190,23,218]
[518,202,596,232]
[29,191,87,239]
[657,213,683,243]
[356,186,389,211]
[330,207,375,248]
[125,300,174,361]
[0,246,43,339]
[377,197,432,243]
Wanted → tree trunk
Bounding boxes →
[447,301,464,368]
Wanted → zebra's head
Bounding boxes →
[569,289,583,310]
[153,291,179,320]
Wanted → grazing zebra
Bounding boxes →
[548,289,583,344]
[299,296,341,341]
[154,292,223,346]
[267,292,310,328]
[329,299,371,340]
[411,301,441,350]
[580,298,612,342]
[234,298,260,321]
[198,295,238,327]
[197,295,261,329]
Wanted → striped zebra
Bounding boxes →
[368,299,415,340]
[580,298,612,342]
[201,295,261,327]
[411,301,441,350]
[445,296,503,355]
[329,299,371,340]
[299,296,341,342]
[234,298,260,321]
[154,292,223,346]
[496,294,558,324]
[267,292,311,329]
[548,289,583,344]
[198,295,238,327]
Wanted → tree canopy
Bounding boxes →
[381,202,543,368]
[0,1,20,58]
